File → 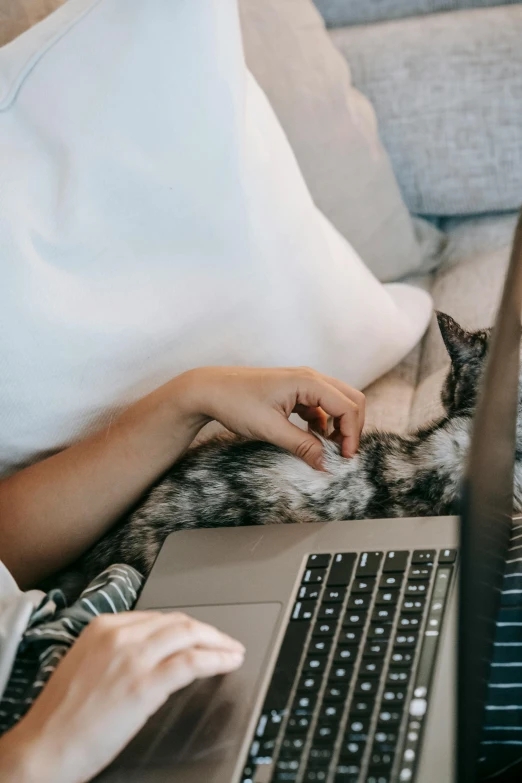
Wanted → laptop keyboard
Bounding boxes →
[241,548,456,783]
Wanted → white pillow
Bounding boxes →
[0,0,432,476]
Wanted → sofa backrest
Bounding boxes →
[314,0,521,27]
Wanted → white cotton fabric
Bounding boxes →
[0,0,432,477]
[0,562,44,698]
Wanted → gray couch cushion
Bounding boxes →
[314,0,520,28]
[331,6,522,216]
[239,0,435,281]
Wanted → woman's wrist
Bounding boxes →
[0,723,57,783]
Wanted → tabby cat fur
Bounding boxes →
[56,312,522,599]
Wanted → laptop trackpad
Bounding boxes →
[97,603,282,782]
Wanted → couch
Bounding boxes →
[2,0,521,443]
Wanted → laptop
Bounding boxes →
[97,212,522,783]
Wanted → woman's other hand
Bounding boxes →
[176,366,365,470]
[0,612,244,783]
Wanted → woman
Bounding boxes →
[0,365,364,782]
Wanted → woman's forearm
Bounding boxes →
[0,376,206,589]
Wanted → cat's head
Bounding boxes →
[436,312,491,416]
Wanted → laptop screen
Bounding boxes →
[458,211,522,782]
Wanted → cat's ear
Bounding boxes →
[436,312,484,365]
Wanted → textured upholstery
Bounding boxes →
[330,6,522,216]
[314,0,521,28]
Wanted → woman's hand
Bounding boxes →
[175,366,365,469]
[0,612,245,783]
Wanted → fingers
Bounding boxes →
[294,404,329,436]
[156,646,245,694]
[141,612,245,668]
[86,612,244,669]
[291,373,362,458]
[318,374,366,434]
[259,411,327,471]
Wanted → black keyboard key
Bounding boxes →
[360,659,383,677]
[372,606,395,623]
[394,632,418,649]
[304,770,329,782]
[252,735,277,757]
[307,554,331,569]
[304,655,327,674]
[264,621,310,710]
[314,723,337,745]
[241,764,255,782]
[321,702,344,722]
[287,714,312,733]
[346,716,371,736]
[382,550,409,573]
[398,615,422,630]
[303,568,328,585]
[334,645,358,664]
[318,604,342,620]
[439,548,457,564]
[381,687,407,706]
[379,574,403,590]
[350,696,375,715]
[313,620,336,637]
[405,582,428,596]
[401,597,425,613]
[340,739,366,761]
[329,665,354,684]
[299,585,321,601]
[327,553,357,586]
[338,627,364,645]
[367,623,392,640]
[356,552,383,578]
[256,709,285,739]
[369,749,395,768]
[389,650,415,668]
[386,669,410,685]
[273,773,299,782]
[281,737,306,754]
[343,610,368,628]
[408,565,433,580]
[308,638,332,656]
[324,683,350,702]
[323,586,347,603]
[374,727,399,747]
[375,589,399,605]
[293,693,317,714]
[363,640,387,658]
[377,707,403,725]
[292,601,316,621]
[367,767,393,783]
[347,594,372,610]
[298,673,322,692]
[412,549,436,564]
[308,747,334,765]
[334,764,361,782]
[355,677,378,696]
[351,577,376,594]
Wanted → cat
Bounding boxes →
[56,312,522,599]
